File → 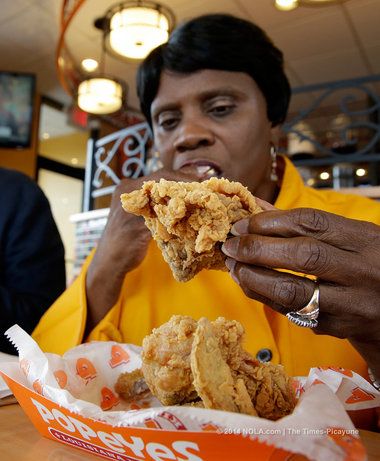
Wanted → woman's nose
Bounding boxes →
[173,120,215,153]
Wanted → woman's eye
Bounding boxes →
[209,104,235,116]
[158,116,179,130]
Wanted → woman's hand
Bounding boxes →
[222,206,380,378]
[85,169,199,333]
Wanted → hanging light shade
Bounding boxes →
[98,1,175,60]
[77,76,124,114]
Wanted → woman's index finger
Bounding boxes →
[245,207,378,252]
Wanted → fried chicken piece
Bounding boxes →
[210,317,296,420]
[141,315,244,406]
[141,315,199,405]
[191,318,257,416]
[211,316,250,371]
[115,369,148,401]
[236,359,297,420]
[182,400,204,408]
[141,315,296,419]
[120,178,262,282]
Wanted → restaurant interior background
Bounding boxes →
[0,0,379,282]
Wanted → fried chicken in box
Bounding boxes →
[120,177,262,282]
[141,315,198,406]
[116,315,296,420]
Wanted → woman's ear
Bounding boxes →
[270,125,281,146]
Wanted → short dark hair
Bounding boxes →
[137,14,291,127]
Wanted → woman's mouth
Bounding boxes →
[178,161,223,180]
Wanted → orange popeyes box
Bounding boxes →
[1,325,379,461]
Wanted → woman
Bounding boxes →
[33,14,380,390]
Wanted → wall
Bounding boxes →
[39,131,88,167]
[0,94,40,178]
[38,169,83,283]
[38,130,88,283]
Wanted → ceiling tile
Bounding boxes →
[28,62,58,94]
[270,7,356,62]
[290,47,369,85]
[65,27,103,64]
[69,1,109,42]
[235,0,324,29]
[285,64,306,87]
[176,0,243,21]
[365,43,380,74]
[0,41,36,70]
[344,0,380,47]
[0,0,34,24]
[32,0,60,17]
[0,4,58,56]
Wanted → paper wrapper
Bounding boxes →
[1,325,379,461]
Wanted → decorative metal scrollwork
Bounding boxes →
[83,121,154,210]
[282,75,380,166]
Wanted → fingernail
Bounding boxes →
[225,257,240,285]
[221,237,239,257]
[230,271,240,285]
[225,257,236,271]
[254,197,277,211]
[231,219,249,236]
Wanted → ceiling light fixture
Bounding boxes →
[95,1,176,60]
[77,76,124,114]
[274,0,349,11]
[81,58,99,72]
[57,1,128,116]
[77,20,128,115]
[275,0,298,11]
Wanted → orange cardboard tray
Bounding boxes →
[1,371,304,461]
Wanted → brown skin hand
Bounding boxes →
[223,207,380,383]
[85,169,201,334]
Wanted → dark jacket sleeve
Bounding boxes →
[0,169,66,354]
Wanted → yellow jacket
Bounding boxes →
[33,157,380,377]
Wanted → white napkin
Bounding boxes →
[0,351,18,398]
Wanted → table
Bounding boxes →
[0,403,379,461]
[0,404,98,461]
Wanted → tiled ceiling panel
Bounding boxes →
[344,0,380,47]
[270,7,356,62]
[366,43,380,74]
[0,0,378,138]
[290,47,369,85]
[234,0,318,29]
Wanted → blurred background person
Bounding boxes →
[0,167,66,354]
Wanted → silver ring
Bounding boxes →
[286,282,319,328]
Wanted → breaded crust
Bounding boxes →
[121,178,262,282]
[191,318,257,416]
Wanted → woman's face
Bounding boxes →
[151,69,276,200]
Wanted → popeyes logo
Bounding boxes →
[31,398,203,461]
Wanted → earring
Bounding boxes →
[145,151,163,174]
[270,144,279,182]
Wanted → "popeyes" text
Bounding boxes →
[31,399,203,461]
